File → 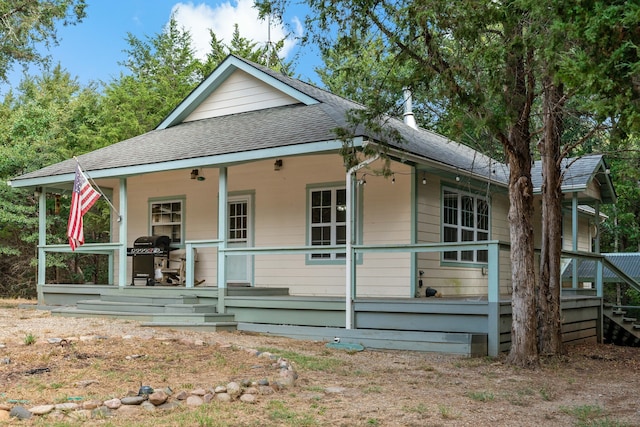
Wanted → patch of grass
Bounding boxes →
[438,404,457,419]
[560,404,603,421]
[266,399,319,426]
[256,347,343,372]
[404,403,430,414]
[363,385,382,394]
[467,390,495,402]
[24,333,37,345]
[539,385,554,401]
[558,404,631,426]
[367,418,381,425]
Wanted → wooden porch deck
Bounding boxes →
[39,284,601,357]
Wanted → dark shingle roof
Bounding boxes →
[563,253,640,283]
[7,54,615,204]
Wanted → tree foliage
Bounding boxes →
[260,0,640,365]
[0,0,87,81]
[0,15,293,294]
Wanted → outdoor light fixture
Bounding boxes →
[274,159,283,171]
[392,174,396,184]
[422,174,427,185]
[190,169,199,179]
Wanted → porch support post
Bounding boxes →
[37,188,46,302]
[571,192,578,289]
[118,178,128,287]
[217,167,228,314]
[594,201,603,297]
[345,151,379,330]
[487,242,500,357]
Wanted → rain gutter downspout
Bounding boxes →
[346,149,380,329]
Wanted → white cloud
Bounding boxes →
[169,1,301,60]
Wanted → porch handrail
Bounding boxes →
[38,242,122,286]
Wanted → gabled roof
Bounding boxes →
[563,253,640,283]
[532,154,616,204]
[6,54,616,205]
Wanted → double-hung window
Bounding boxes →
[309,187,347,260]
[150,198,184,245]
[442,188,489,263]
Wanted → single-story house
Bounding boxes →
[8,55,617,356]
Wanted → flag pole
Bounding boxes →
[73,156,122,222]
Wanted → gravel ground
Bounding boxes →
[1,300,639,426]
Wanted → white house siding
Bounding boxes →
[228,156,413,297]
[125,170,220,286]
[184,70,299,122]
[416,176,513,298]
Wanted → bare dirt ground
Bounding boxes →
[0,299,639,426]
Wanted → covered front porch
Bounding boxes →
[36,240,606,357]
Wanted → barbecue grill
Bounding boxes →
[127,235,172,286]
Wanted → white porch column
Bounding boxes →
[345,153,379,329]
[118,178,128,287]
[572,192,578,289]
[217,167,228,314]
[37,188,46,302]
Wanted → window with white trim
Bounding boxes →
[309,187,347,260]
[443,188,489,263]
[150,199,184,245]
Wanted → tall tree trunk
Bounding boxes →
[537,76,565,356]
[503,24,538,367]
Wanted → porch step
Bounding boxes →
[100,294,200,305]
[76,299,218,314]
[139,321,238,332]
[51,307,236,324]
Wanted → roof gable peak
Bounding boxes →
[157,55,319,129]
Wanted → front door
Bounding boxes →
[226,196,253,285]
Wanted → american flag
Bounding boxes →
[67,164,101,251]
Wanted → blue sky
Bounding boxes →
[3,0,321,93]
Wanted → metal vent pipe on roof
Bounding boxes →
[403,87,417,129]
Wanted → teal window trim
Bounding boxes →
[148,195,186,248]
[306,182,363,265]
[440,184,491,267]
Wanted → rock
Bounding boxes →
[121,396,145,405]
[174,390,189,400]
[116,404,140,416]
[203,393,214,403]
[0,404,11,411]
[258,378,270,386]
[29,404,54,415]
[82,399,103,410]
[92,406,114,418]
[214,385,227,393]
[244,387,259,395]
[1,358,10,365]
[279,369,297,387]
[9,406,32,420]
[259,386,275,395]
[54,402,79,411]
[226,381,242,397]
[185,395,204,407]
[325,386,346,394]
[240,394,257,403]
[141,401,156,412]
[148,390,168,406]
[215,393,232,402]
[191,388,207,396]
[156,401,181,411]
[103,398,121,409]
